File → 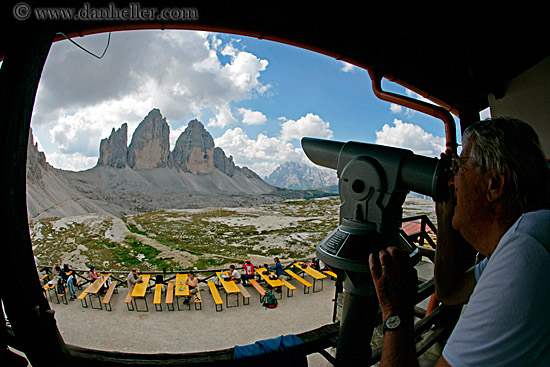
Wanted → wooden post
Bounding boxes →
[0,19,64,366]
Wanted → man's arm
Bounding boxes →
[434,194,477,305]
[369,247,419,367]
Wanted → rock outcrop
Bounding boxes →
[213,147,236,177]
[171,119,215,174]
[127,109,170,170]
[26,131,50,185]
[97,123,128,168]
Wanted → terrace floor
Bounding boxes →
[29,259,441,366]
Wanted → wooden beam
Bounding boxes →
[0,19,62,366]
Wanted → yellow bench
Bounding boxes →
[280,278,296,297]
[165,280,175,311]
[323,270,338,279]
[193,289,202,310]
[293,263,327,292]
[102,281,118,311]
[153,283,163,311]
[124,289,134,311]
[57,284,69,305]
[248,279,267,303]
[39,274,49,286]
[236,283,251,305]
[208,281,223,312]
[77,290,88,308]
[285,269,313,294]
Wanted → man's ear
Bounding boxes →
[486,167,509,203]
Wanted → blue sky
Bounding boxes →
[26,29,466,177]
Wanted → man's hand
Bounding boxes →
[369,247,418,321]
[370,247,420,367]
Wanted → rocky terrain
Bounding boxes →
[29,195,436,272]
[30,197,341,271]
[27,109,332,220]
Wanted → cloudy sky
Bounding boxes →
[26,29,461,177]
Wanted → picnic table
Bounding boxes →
[175,274,190,310]
[255,267,286,299]
[293,263,327,292]
[83,275,110,309]
[43,279,60,303]
[130,274,151,312]
[215,272,241,308]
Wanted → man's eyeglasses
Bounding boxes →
[450,156,473,174]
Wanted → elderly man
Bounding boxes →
[369,117,550,366]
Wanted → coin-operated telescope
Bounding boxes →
[301,137,447,365]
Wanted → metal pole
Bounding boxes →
[335,272,379,365]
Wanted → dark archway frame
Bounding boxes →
[1,3,547,366]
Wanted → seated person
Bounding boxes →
[184,271,199,304]
[269,257,285,279]
[223,265,241,283]
[241,260,255,285]
[126,268,143,290]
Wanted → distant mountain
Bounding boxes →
[266,161,338,191]
[26,109,278,219]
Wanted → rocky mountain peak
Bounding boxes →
[171,119,215,174]
[97,123,128,168]
[26,130,50,185]
[267,161,338,190]
[127,109,170,170]
[93,109,257,180]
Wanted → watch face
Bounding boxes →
[386,315,401,329]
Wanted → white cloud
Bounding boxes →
[279,113,333,142]
[390,103,402,114]
[208,104,237,128]
[212,112,334,177]
[375,119,445,157]
[341,62,354,72]
[238,108,267,125]
[31,30,270,170]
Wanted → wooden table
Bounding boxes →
[215,272,241,308]
[175,274,190,310]
[84,275,110,309]
[255,268,285,299]
[43,279,59,303]
[293,263,327,292]
[130,275,151,312]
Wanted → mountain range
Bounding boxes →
[265,161,338,191]
[26,109,333,219]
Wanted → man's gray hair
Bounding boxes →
[463,116,549,213]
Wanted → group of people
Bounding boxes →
[53,262,77,300]
[369,117,549,366]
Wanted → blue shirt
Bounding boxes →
[270,262,284,277]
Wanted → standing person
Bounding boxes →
[369,117,550,367]
[53,262,61,277]
[242,260,255,286]
[60,264,76,300]
[126,268,142,290]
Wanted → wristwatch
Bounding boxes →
[383,314,402,333]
